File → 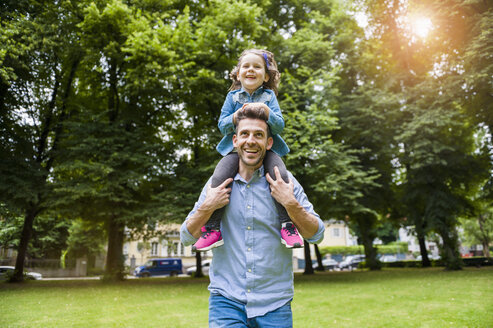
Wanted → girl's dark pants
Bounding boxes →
[206,151,291,230]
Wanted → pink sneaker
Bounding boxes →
[192,226,224,252]
[280,222,303,248]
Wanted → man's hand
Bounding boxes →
[187,178,233,238]
[266,166,295,207]
[202,178,234,212]
[266,166,319,239]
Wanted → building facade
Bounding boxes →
[124,220,357,272]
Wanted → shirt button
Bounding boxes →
[247,226,251,230]
[247,205,251,209]
[247,289,251,293]
[248,248,251,251]
[248,269,252,272]
[247,185,250,188]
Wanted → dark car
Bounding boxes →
[133,258,182,278]
[338,255,365,271]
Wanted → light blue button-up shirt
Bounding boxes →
[216,87,290,157]
[180,166,325,318]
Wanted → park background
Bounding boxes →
[0,0,492,285]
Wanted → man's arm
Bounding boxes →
[266,167,319,239]
[186,178,233,238]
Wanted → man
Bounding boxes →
[180,103,324,327]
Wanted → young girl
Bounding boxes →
[193,49,303,252]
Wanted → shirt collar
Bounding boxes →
[234,165,265,183]
[239,86,265,96]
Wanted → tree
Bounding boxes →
[65,219,106,269]
[0,0,83,281]
[357,0,492,270]
[51,0,188,281]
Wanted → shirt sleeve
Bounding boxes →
[180,178,211,246]
[266,93,285,135]
[218,93,236,136]
[290,173,325,244]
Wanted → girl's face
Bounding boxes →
[237,53,270,94]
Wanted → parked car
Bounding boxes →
[416,254,441,261]
[379,254,398,263]
[0,266,43,280]
[186,260,212,276]
[313,258,339,271]
[134,258,182,278]
[338,255,365,270]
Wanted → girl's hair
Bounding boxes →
[229,49,281,96]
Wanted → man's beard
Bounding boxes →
[238,148,265,169]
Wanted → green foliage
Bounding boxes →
[320,242,408,257]
[65,219,106,261]
[1,0,492,278]
[0,213,70,259]
[320,245,364,256]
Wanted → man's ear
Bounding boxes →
[266,136,273,150]
[233,134,238,148]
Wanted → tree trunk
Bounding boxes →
[12,206,38,282]
[415,219,431,267]
[437,225,462,270]
[303,240,314,275]
[477,214,491,259]
[417,235,431,267]
[359,217,380,270]
[360,232,380,270]
[314,244,324,271]
[104,216,126,281]
[194,251,204,278]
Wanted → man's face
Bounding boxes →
[233,118,273,170]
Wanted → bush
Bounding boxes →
[320,242,409,258]
[319,246,364,257]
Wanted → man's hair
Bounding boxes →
[235,103,268,124]
[235,103,272,137]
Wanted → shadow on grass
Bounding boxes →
[2,267,491,290]
[0,275,211,289]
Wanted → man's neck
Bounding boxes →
[238,163,261,182]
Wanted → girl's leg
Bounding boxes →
[194,153,238,252]
[264,150,303,248]
[205,152,239,230]
[263,150,290,223]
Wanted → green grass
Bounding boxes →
[1,267,492,327]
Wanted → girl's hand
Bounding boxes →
[261,103,270,118]
[234,104,248,125]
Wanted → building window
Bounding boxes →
[332,228,340,237]
[151,242,158,256]
[172,242,179,256]
[162,240,169,257]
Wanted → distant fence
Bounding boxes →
[0,258,88,277]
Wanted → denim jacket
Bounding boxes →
[216,87,290,157]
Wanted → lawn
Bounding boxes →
[1,267,491,328]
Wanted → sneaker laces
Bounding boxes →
[200,227,214,238]
[283,224,297,236]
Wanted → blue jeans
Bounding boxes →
[209,293,293,328]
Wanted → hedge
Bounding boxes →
[320,242,408,257]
